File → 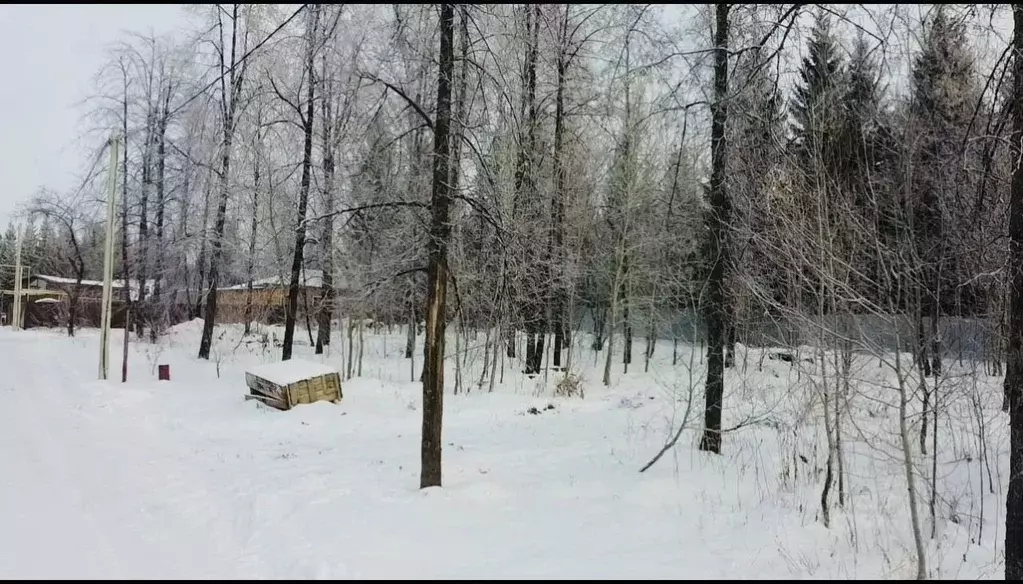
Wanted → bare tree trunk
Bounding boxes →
[407,321,416,380]
[150,84,170,343]
[282,6,320,361]
[1005,5,1023,578]
[244,155,260,336]
[478,324,491,390]
[194,176,211,319]
[137,105,154,340]
[346,317,355,380]
[603,249,625,387]
[517,4,544,377]
[592,306,606,351]
[930,282,942,377]
[121,140,133,373]
[1007,276,1014,411]
[622,253,632,372]
[918,307,930,454]
[120,68,132,311]
[549,3,572,371]
[565,278,577,372]
[174,137,193,323]
[489,322,500,393]
[450,8,468,395]
[699,3,730,455]
[66,232,86,337]
[995,288,1005,379]
[200,5,248,360]
[406,291,416,359]
[316,56,336,355]
[838,333,851,508]
[454,313,463,395]
[357,316,364,377]
[68,289,79,337]
[820,350,834,528]
[421,3,455,489]
[724,317,736,368]
[199,146,231,360]
[899,360,928,580]
[931,375,939,539]
[301,285,315,347]
[121,305,130,383]
[644,294,656,374]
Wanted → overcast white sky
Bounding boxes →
[0,4,190,225]
[0,4,1011,228]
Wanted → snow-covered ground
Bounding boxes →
[0,320,1009,579]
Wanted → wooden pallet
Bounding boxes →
[244,366,342,411]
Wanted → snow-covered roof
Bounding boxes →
[222,269,330,291]
[31,274,157,302]
[246,359,339,386]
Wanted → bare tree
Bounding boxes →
[1005,3,1023,579]
[199,3,254,360]
[698,3,730,455]
[27,192,95,337]
[421,2,455,489]
[281,4,321,361]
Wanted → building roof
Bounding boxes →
[1,288,65,297]
[31,274,156,302]
[221,269,334,291]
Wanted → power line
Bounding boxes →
[169,4,309,119]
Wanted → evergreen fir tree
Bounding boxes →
[842,34,882,187]
[731,44,786,309]
[910,5,978,375]
[0,223,15,290]
[790,13,846,170]
[788,12,848,314]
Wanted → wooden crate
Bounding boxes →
[244,359,342,411]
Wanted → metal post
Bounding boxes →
[99,135,121,380]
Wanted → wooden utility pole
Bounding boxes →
[99,135,121,380]
[11,230,23,331]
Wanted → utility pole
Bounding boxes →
[99,134,121,380]
[11,227,23,331]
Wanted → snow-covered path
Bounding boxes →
[0,328,780,579]
[0,332,127,578]
[0,331,252,578]
[0,324,1005,578]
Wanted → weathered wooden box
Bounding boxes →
[244,359,342,411]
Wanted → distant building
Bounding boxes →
[176,269,354,325]
[2,273,155,329]
[4,269,358,330]
[28,274,155,302]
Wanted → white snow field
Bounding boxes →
[0,320,1008,579]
